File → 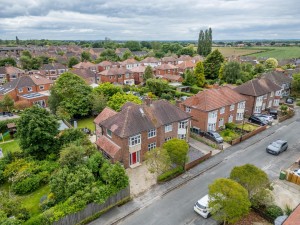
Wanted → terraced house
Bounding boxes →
[94,99,191,168]
[181,86,246,132]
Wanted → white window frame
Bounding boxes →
[39,85,44,90]
[228,115,233,123]
[165,124,173,133]
[220,107,225,114]
[179,120,188,129]
[218,118,224,127]
[254,106,261,113]
[209,110,218,118]
[270,91,274,97]
[27,87,33,92]
[129,134,141,147]
[236,113,244,121]
[148,142,156,151]
[178,134,186,140]
[273,99,280,106]
[208,123,216,131]
[185,106,191,113]
[18,88,23,93]
[230,104,235,111]
[148,129,156,138]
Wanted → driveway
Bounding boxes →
[189,137,221,156]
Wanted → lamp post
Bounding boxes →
[240,110,248,142]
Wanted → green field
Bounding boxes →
[212,46,300,60]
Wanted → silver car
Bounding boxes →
[266,140,288,155]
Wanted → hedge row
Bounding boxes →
[157,167,184,182]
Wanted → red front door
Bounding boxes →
[132,152,137,164]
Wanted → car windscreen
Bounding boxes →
[213,133,221,138]
[271,142,281,148]
[196,202,206,209]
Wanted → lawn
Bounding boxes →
[21,185,50,216]
[77,117,96,132]
[212,47,266,58]
[247,46,300,59]
[0,139,21,154]
[220,129,240,142]
[236,123,258,132]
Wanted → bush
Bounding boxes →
[225,122,236,129]
[161,93,172,100]
[157,167,184,182]
[296,101,300,106]
[0,118,19,133]
[190,86,203,94]
[236,79,243,85]
[265,205,283,220]
[12,175,42,194]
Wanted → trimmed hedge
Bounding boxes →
[265,205,284,220]
[157,167,184,182]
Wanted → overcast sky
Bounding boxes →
[0,0,299,41]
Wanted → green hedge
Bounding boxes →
[157,167,184,182]
[265,205,283,220]
[190,86,203,94]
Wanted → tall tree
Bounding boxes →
[220,61,242,84]
[208,178,251,224]
[146,78,171,97]
[203,49,225,80]
[68,56,79,68]
[143,65,153,81]
[93,82,123,99]
[194,61,206,87]
[81,51,92,62]
[96,49,119,62]
[107,93,142,112]
[264,58,278,69]
[183,69,196,86]
[163,138,189,169]
[91,92,107,115]
[124,41,141,51]
[17,106,59,159]
[48,72,92,118]
[197,28,212,56]
[0,94,14,112]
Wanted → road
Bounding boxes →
[118,115,300,225]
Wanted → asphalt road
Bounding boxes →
[118,115,300,225]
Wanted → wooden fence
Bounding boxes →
[230,124,267,145]
[286,172,300,185]
[53,186,130,225]
[185,151,212,170]
[278,109,295,123]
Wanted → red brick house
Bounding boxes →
[140,57,161,68]
[73,61,97,72]
[234,78,282,115]
[39,63,68,80]
[177,60,195,75]
[181,86,246,132]
[71,68,99,85]
[177,55,192,64]
[130,65,153,84]
[0,75,53,108]
[0,66,25,84]
[99,67,134,85]
[120,58,140,70]
[155,63,179,76]
[94,100,191,168]
[161,56,178,65]
[97,60,119,72]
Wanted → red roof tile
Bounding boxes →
[94,107,117,124]
[96,135,120,158]
[283,204,300,225]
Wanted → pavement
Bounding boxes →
[89,107,300,225]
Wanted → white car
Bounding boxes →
[294,169,300,176]
[194,194,210,218]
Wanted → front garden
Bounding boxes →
[219,123,259,143]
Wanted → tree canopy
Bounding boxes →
[194,61,206,87]
[204,49,225,80]
[145,147,171,175]
[163,138,189,168]
[264,58,278,69]
[143,65,154,81]
[208,178,251,224]
[292,73,300,93]
[197,28,212,56]
[48,72,93,119]
[68,56,79,68]
[16,106,59,159]
[220,61,242,84]
[124,41,141,51]
[81,51,92,62]
[93,82,123,99]
[146,78,171,97]
[107,93,142,111]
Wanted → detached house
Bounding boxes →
[261,72,293,97]
[234,78,282,115]
[0,66,25,84]
[177,60,195,75]
[99,67,134,85]
[181,86,246,132]
[0,75,53,108]
[94,100,191,168]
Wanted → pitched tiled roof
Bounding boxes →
[99,67,131,76]
[96,135,120,158]
[177,55,192,61]
[0,66,24,74]
[156,63,178,70]
[97,60,113,67]
[120,58,139,66]
[177,60,195,69]
[71,68,96,82]
[73,61,96,69]
[183,86,246,112]
[261,72,292,86]
[94,107,117,124]
[234,78,282,96]
[41,63,67,70]
[161,56,177,62]
[160,74,183,82]
[140,57,159,63]
[30,75,54,85]
[100,100,191,138]
[130,65,146,73]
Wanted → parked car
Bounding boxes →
[249,115,269,126]
[268,108,278,119]
[205,131,223,144]
[254,114,273,124]
[293,169,300,176]
[286,97,294,104]
[194,194,211,218]
[266,140,288,155]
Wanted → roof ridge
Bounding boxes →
[251,79,257,96]
[120,107,130,137]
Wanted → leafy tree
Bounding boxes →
[97,49,119,62]
[0,58,16,67]
[100,162,129,189]
[48,72,93,118]
[208,178,251,224]
[292,73,300,93]
[177,47,195,56]
[146,78,170,97]
[92,41,104,48]
[59,144,85,168]
[143,65,153,81]
[163,138,189,168]
[194,61,206,87]
[68,56,79,68]
[0,94,14,112]
[197,28,212,56]
[59,128,86,147]
[264,58,278,69]
[204,49,225,80]
[16,106,59,159]
[107,93,142,112]
[140,41,152,49]
[122,50,132,61]
[91,92,108,115]
[145,147,171,175]
[183,69,196,86]
[81,51,91,62]
[124,41,141,51]
[93,82,123,99]
[221,61,242,84]
[254,63,265,74]
[169,43,183,53]
[230,164,271,203]
[87,151,105,176]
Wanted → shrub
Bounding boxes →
[190,86,203,94]
[12,175,41,194]
[157,167,184,182]
[265,205,283,220]
[236,79,243,85]
[0,118,19,133]
[161,93,172,100]
[296,101,300,106]
[284,204,293,216]
[225,122,236,129]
